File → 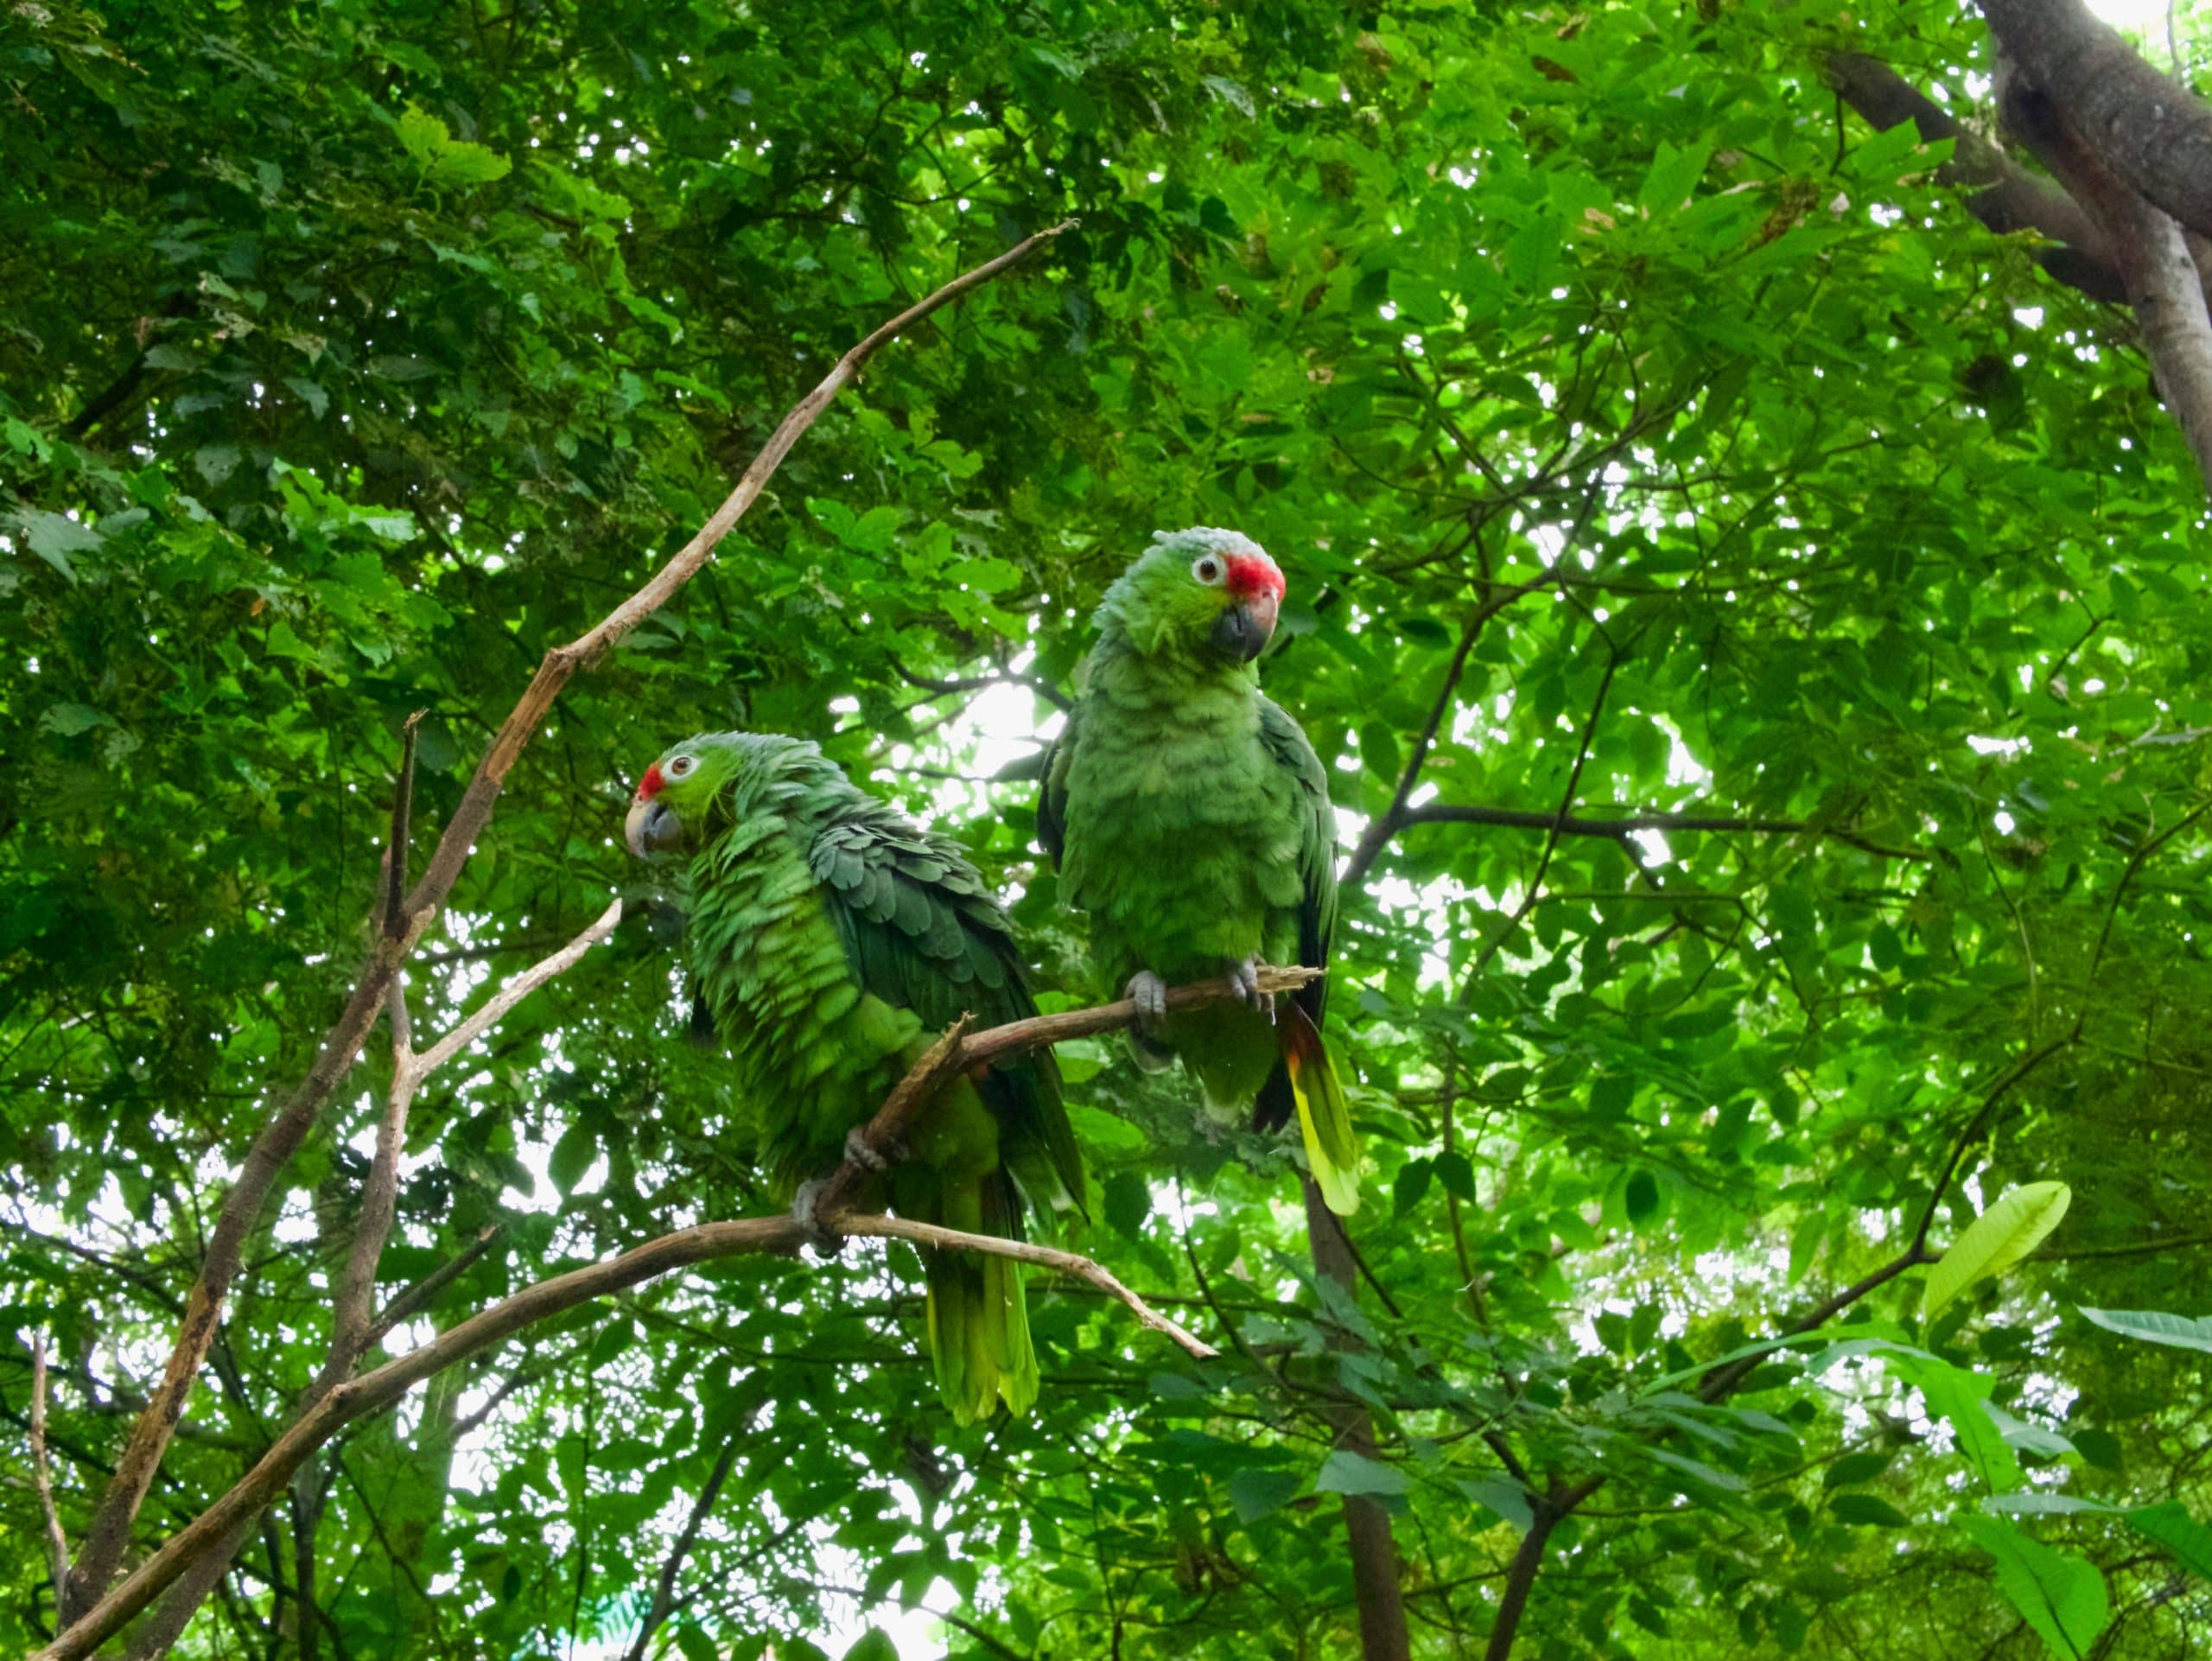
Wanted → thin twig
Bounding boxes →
[623,1436,743,1661]
[410,897,624,1081]
[841,1216,1216,1359]
[366,1226,503,1348]
[1395,802,1927,863]
[29,1333,69,1599]
[814,964,1323,1221]
[383,713,423,939]
[1459,650,1622,999]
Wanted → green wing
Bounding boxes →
[809,813,1084,1212]
[1257,696,1338,1028]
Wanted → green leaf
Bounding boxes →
[1985,1494,2114,1517]
[547,1125,596,1197]
[1228,1467,1303,1524]
[1624,1169,1661,1225]
[20,511,103,578]
[428,142,511,188]
[1922,1182,2071,1321]
[1643,1446,1748,1494]
[1897,1355,2022,1494]
[2078,1306,2212,1353]
[1956,1515,2109,1659]
[2126,1501,2212,1581]
[1821,1451,1893,1489]
[396,103,510,188]
[1454,1475,1533,1533]
[1433,1150,1476,1200]
[1315,1450,1412,1499]
[1829,1492,1910,1528]
[1637,141,1712,216]
[41,702,112,736]
[1392,1157,1433,1217]
[1103,1169,1150,1238]
[842,1632,899,1661]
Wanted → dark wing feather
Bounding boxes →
[810,812,1084,1212]
[1255,696,1339,1131]
[1035,704,1079,871]
[1258,696,1338,1028]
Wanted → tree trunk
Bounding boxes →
[1302,1181,1412,1661]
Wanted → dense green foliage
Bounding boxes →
[4,0,2210,1657]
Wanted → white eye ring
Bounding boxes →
[1192,554,1226,586]
[667,755,695,779]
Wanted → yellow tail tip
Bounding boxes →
[1283,1011,1361,1216]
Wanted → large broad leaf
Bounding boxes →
[1956,1515,2109,1659]
[1923,1182,2071,1321]
[2079,1306,2212,1354]
[1891,1353,2023,1494]
[2126,1501,2212,1581]
[1315,1450,1413,1500]
[1227,1467,1302,1525]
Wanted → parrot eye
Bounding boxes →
[1192,554,1226,587]
[667,755,695,779]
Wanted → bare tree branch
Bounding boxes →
[848,1216,1216,1359]
[31,964,1294,1661]
[623,1438,743,1661]
[53,220,1074,1627]
[366,1225,503,1348]
[127,903,626,1658]
[410,898,624,1079]
[1993,41,2212,493]
[1396,800,1929,862]
[29,1333,69,1602]
[1980,0,2212,242]
[382,713,423,938]
[1821,51,2133,303]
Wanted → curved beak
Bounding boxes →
[626,797,683,858]
[1211,591,1280,663]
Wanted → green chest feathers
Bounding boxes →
[1061,680,1306,971]
[685,818,918,1184]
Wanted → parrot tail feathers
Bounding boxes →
[1279,1004,1361,1216]
[922,1174,1039,1424]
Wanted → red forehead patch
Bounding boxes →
[635,762,664,803]
[1225,550,1286,601]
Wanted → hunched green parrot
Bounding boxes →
[1039,528,1361,1215]
[626,731,1084,1422]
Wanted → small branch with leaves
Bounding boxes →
[31,965,1309,1661]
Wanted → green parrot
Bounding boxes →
[626,731,1084,1422]
[1039,528,1361,1215]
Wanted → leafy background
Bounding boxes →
[4,0,2210,1656]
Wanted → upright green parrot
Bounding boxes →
[626,731,1084,1422]
[1039,528,1361,1215]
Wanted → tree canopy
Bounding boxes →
[5,0,2212,1657]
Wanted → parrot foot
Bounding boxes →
[843,1125,905,1173]
[1227,956,1275,1021]
[1125,969,1170,1027]
[1122,970,1175,1072]
[789,1177,846,1257]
